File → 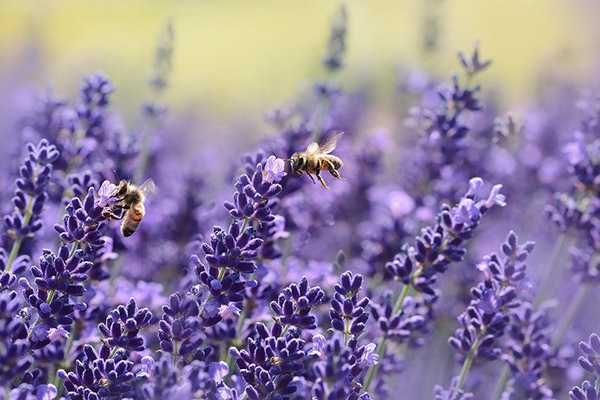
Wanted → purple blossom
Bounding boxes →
[262,155,287,183]
[97,180,118,207]
[359,343,379,367]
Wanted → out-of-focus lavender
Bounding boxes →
[1,5,600,400]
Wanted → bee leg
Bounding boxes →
[102,209,126,220]
[315,170,329,189]
[324,160,344,180]
[306,172,317,185]
[329,168,344,180]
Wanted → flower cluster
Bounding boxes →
[500,303,554,400]
[230,322,306,399]
[330,271,370,343]
[570,333,600,400]
[310,335,378,399]
[224,162,283,225]
[440,231,535,396]
[97,298,152,353]
[2,139,59,274]
[270,276,325,331]
[58,344,136,400]
[158,292,206,360]
[54,187,109,249]
[386,178,506,298]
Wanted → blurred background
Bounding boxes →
[0,0,598,142]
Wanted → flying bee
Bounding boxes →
[102,178,157,237]
[289,132,344,189]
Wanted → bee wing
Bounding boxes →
[306,142,320,155]
[138,178,158,198]
[317,132,344,154]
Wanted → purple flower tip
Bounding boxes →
[263,155,287,183]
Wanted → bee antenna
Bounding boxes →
[113,169,120,182]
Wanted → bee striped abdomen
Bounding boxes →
[121,203,145,237]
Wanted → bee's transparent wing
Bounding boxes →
[138,178,158,198]
[306,142,320,155]
[317,132,344,154]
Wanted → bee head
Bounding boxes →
[289,154,304,174]
[116,180,130,197]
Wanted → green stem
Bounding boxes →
[363,237,450,393]
[240,393,248,400]
[172,340,179,368]
[343,319,350,346]
[6,165,41,272]
[224,306,247,378]
[490,365,510,400]
[362,332,387,393]
[281,324,290,336]
[551,284,589,348]
[393,276,416,314]
[109,345,119,359]
[217,266,226,281]
[534,233,568,307]
[69,242,80,258]
[239,218,249,235]
[362,277,416,393]
[451,333,483,397]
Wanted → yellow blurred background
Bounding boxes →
[0,0,597,124]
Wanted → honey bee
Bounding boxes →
[103,178,157,237]
[290,132,344,189]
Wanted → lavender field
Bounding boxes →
[1,2,600,399]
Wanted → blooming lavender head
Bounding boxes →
[330,271,369,341]
[2,139,59,270]
[230,322,305,399]
[224,161,283,225]
[97,298,152,352]
[54,187,109,250]
[385,178,507,297]
[443,231,534,396]
[569,333,600,400]
[270,276,324,331]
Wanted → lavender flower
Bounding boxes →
[54,187,108,249]
[270,276,325,331]
[443,231,534,396]
[224,163,283,225]
[230,322,305,399]
[97,298,152,353]
[18,246,92,345]
[330,271,370,344]
[158,292,206,360]
[569,333,600,400]
[263,155,287,183]
[58,344,136,399]
[310,335,377,399]
[2,139,59,273]
[201,223,263,275]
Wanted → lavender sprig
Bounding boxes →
[330,271,369,346]
[570,333,600,400]
[2,139,59,274]
[363,178,506,393]
[440,231,534,397]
